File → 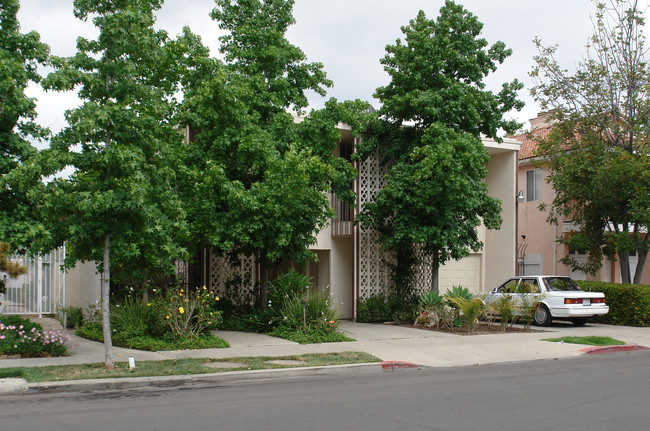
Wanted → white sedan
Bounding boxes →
[484,276,609,326]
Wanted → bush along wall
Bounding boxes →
[576,281,650,327]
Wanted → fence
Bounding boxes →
[1,247,66,316]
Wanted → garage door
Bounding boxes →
[439,254,482,294]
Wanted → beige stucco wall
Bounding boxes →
[329,237,354,319]
[64,261,101,309]
[483,149,519,291]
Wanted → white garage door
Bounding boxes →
[439,255,482,294]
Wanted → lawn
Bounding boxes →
[542,336,626,346]
[0,351,381,383]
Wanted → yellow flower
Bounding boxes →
[152,289,157,293]
[179,306,185,314]
[147,303,151,307]
[216,297,220,301]
[202,285,207,290]
[165,315,170,319]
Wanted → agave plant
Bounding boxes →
[419,290,444,308]
[444,285,473,302]
[415,290,451,329]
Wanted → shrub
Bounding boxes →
[268,269,311,310]
[57,306,85,329]
[446,296,486,334]
[111,296,166,340]
[356,291,417,323]
[356,292,393,322]
[275,289,339,332]
[488,295,518,332]
[221,307,275,333]
[517,293,545,332]
[577,280,650,326]
[0,316,70,357]
[75,321,103,342]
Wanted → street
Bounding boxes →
[1,351,649,431]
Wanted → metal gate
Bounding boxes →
[1,247,66,316]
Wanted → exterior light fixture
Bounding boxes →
[516,191,524,203]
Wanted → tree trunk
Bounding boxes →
[431,251,439,293]
[633,250,647,285]
[102,233,114,368]
[619,251,631,284]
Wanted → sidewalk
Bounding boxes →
[2,318,650,394]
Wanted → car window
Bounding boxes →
[497,279,518,293]
[544,277,581,292]
[518,279,541,293]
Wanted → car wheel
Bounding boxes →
[534,304,552,326]
[570,318,588,326]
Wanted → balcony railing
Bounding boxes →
[331,192,353,238]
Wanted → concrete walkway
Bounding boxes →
[1,318,650,393]
[2,318,650,369]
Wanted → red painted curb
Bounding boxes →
[580,344,649,354]
[381,361,419,370]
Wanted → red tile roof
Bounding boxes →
[511,126,552,161]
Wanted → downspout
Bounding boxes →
[515,157,520,276]
[353,137,359,320]
[552,179,557,275]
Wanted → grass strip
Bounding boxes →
[0,351,381,383]
[542,336,626,346]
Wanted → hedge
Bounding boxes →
[576,280,650,327]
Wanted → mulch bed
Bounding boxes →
[398,322,546,336]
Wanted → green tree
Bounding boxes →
[0,0,49,248]
[358,1,523,293]
[39,0,192,367]
[531,0,650,284]
[184,0,367,308]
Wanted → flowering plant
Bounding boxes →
[0,316,70,357]
[162,286,223,337]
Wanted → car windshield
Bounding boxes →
[544,277,582,292]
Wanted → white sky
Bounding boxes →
[15,0,649,134]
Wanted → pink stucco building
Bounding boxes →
[513,114,648,285]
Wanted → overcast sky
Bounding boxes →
[15,0,650,135]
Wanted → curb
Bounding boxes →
[381,361,419,370]
[0,361,423,396]
[580,344,650,354]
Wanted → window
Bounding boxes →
[519,278,541,293]
[496,279,519,293]
[526,169,543,201]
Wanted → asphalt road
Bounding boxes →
[2,351,650,431]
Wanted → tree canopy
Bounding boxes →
[36,0,195,366]
[358,0,523,293]
[0,0,49,248]
[531,0,650,284]
[183,0,370,307]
